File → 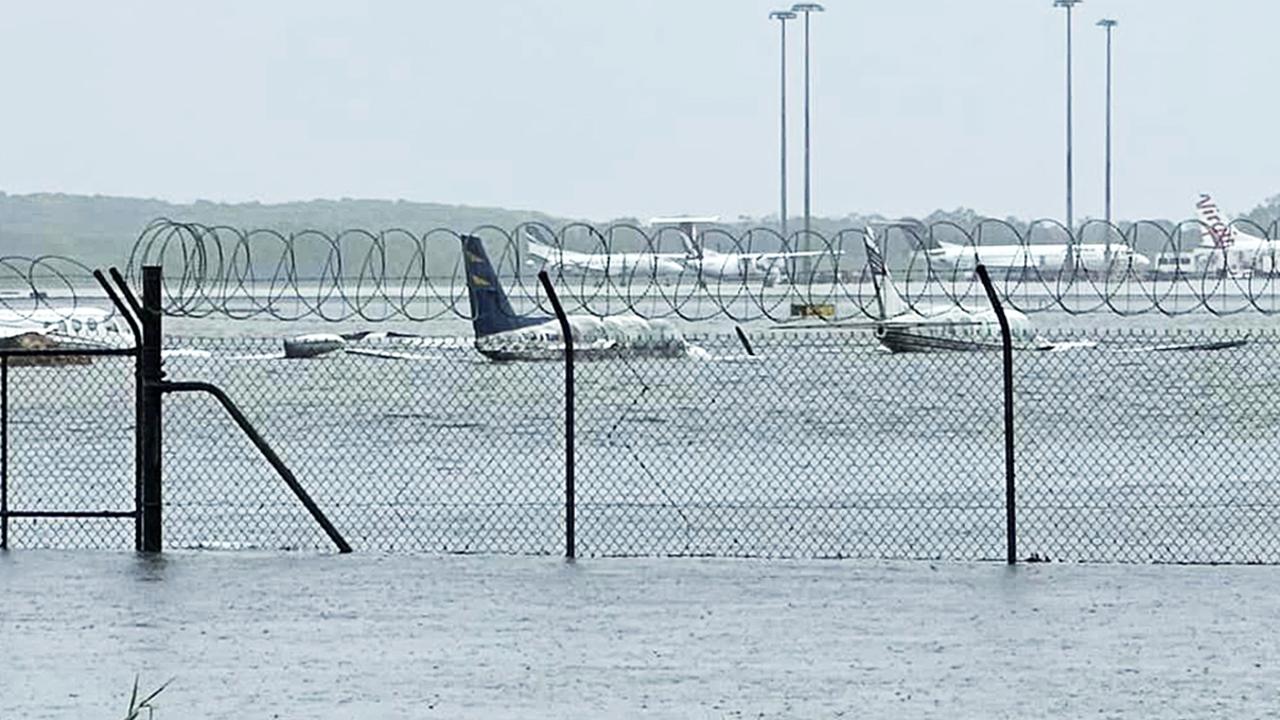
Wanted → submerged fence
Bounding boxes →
[4,317,1278,562]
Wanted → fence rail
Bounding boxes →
[5,312,1276,563]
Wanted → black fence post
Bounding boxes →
[537,270,575,560]
[98,269,147,551]
[975,264,1017,565]
[140,266,164,553]
[1,356,7,551]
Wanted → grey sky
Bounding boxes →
[1,1,1276,223]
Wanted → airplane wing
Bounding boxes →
[751,250,842,260]
[774,318,991,330]
[1113,338,1249,353]
[344,347,444,361]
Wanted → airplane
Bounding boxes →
[461,234,694,361]
[1190,193,1280,276]
[903,222,1151,277]
[523,225,688,280]
[781,229,1070,352]
[650,216,836,285]
[0,305,129,348]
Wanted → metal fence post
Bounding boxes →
[975,264,1017,565]
[140,266,164,552]
[1,356,8,550]
[537,270,575,559]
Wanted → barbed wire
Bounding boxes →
[0,254,102,319]
[9,216,1280,324]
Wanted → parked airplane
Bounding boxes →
[904,223,1151,276]
[649,216,836,285]
[462,234,694,361]
[524,225,688,280]
[1191,193,1279,276]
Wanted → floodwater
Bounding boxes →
[3,552,1279,718]
[4,286,1280,718]
[5,323,1280,562]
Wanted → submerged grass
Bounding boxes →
[121,675,173,720]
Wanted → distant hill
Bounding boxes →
[0,192,573,268]
[4,190,1279,272]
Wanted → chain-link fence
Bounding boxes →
[0,353,137,549]
[5,327,1277,562]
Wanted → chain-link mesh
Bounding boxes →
[161,338,563,554]
[5,328,1280,562]
[2,355,136,549]
[574,333,1006,558]
[1017,330,1280,563]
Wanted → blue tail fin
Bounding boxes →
[461,234,549,337]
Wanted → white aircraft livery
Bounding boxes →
[524,226,688,280]
[907,225,1150,275]
[0,305,128,348]
[1193,193,1279,275]
[777,229,1100,353]
[461,234,693,361]
[860,230,1055,352]
[650,216,835,284]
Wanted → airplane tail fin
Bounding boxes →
[1196,193,1238,248]
[522,225,558,261]
[676,227,700,258]
[863,229,907,320]
[460,234,546,338]
[524,225,556,248]
[898,222,941,251]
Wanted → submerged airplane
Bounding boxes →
[781,229,1067,352]
[462,234,693,361]
[0,305,129,347]
[905,223,1151,276]
[860,230,1057,352]
[524,225,688,280]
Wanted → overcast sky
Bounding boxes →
[1,1,1276,222]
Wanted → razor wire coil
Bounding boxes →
[11,216,1280,324]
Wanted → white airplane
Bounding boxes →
[781,229,1077,352]
[904,223,1151,276]
[523,225,688,280]
[462,234,696,361]
[0,305,128,347]
[1190,193,1279,276]
[650,216,836,285]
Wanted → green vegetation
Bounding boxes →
[0,192,568,267]
[3,190,1279,270]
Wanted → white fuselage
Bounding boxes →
[873,306,1048,353]
[916,242,1151,275]
[1198,234,1280,276]
[474,316,690,361]
[0,307,129,347]
[687,250,785,283]
[528,243,687,280]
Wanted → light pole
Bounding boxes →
[1098,18,1118,265]
[791,2,823,259]
[769,10,796,240]
[1054,0,1080,270]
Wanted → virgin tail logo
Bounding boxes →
[1196,193,1238,248]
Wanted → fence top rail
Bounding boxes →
[0,347,135,359]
